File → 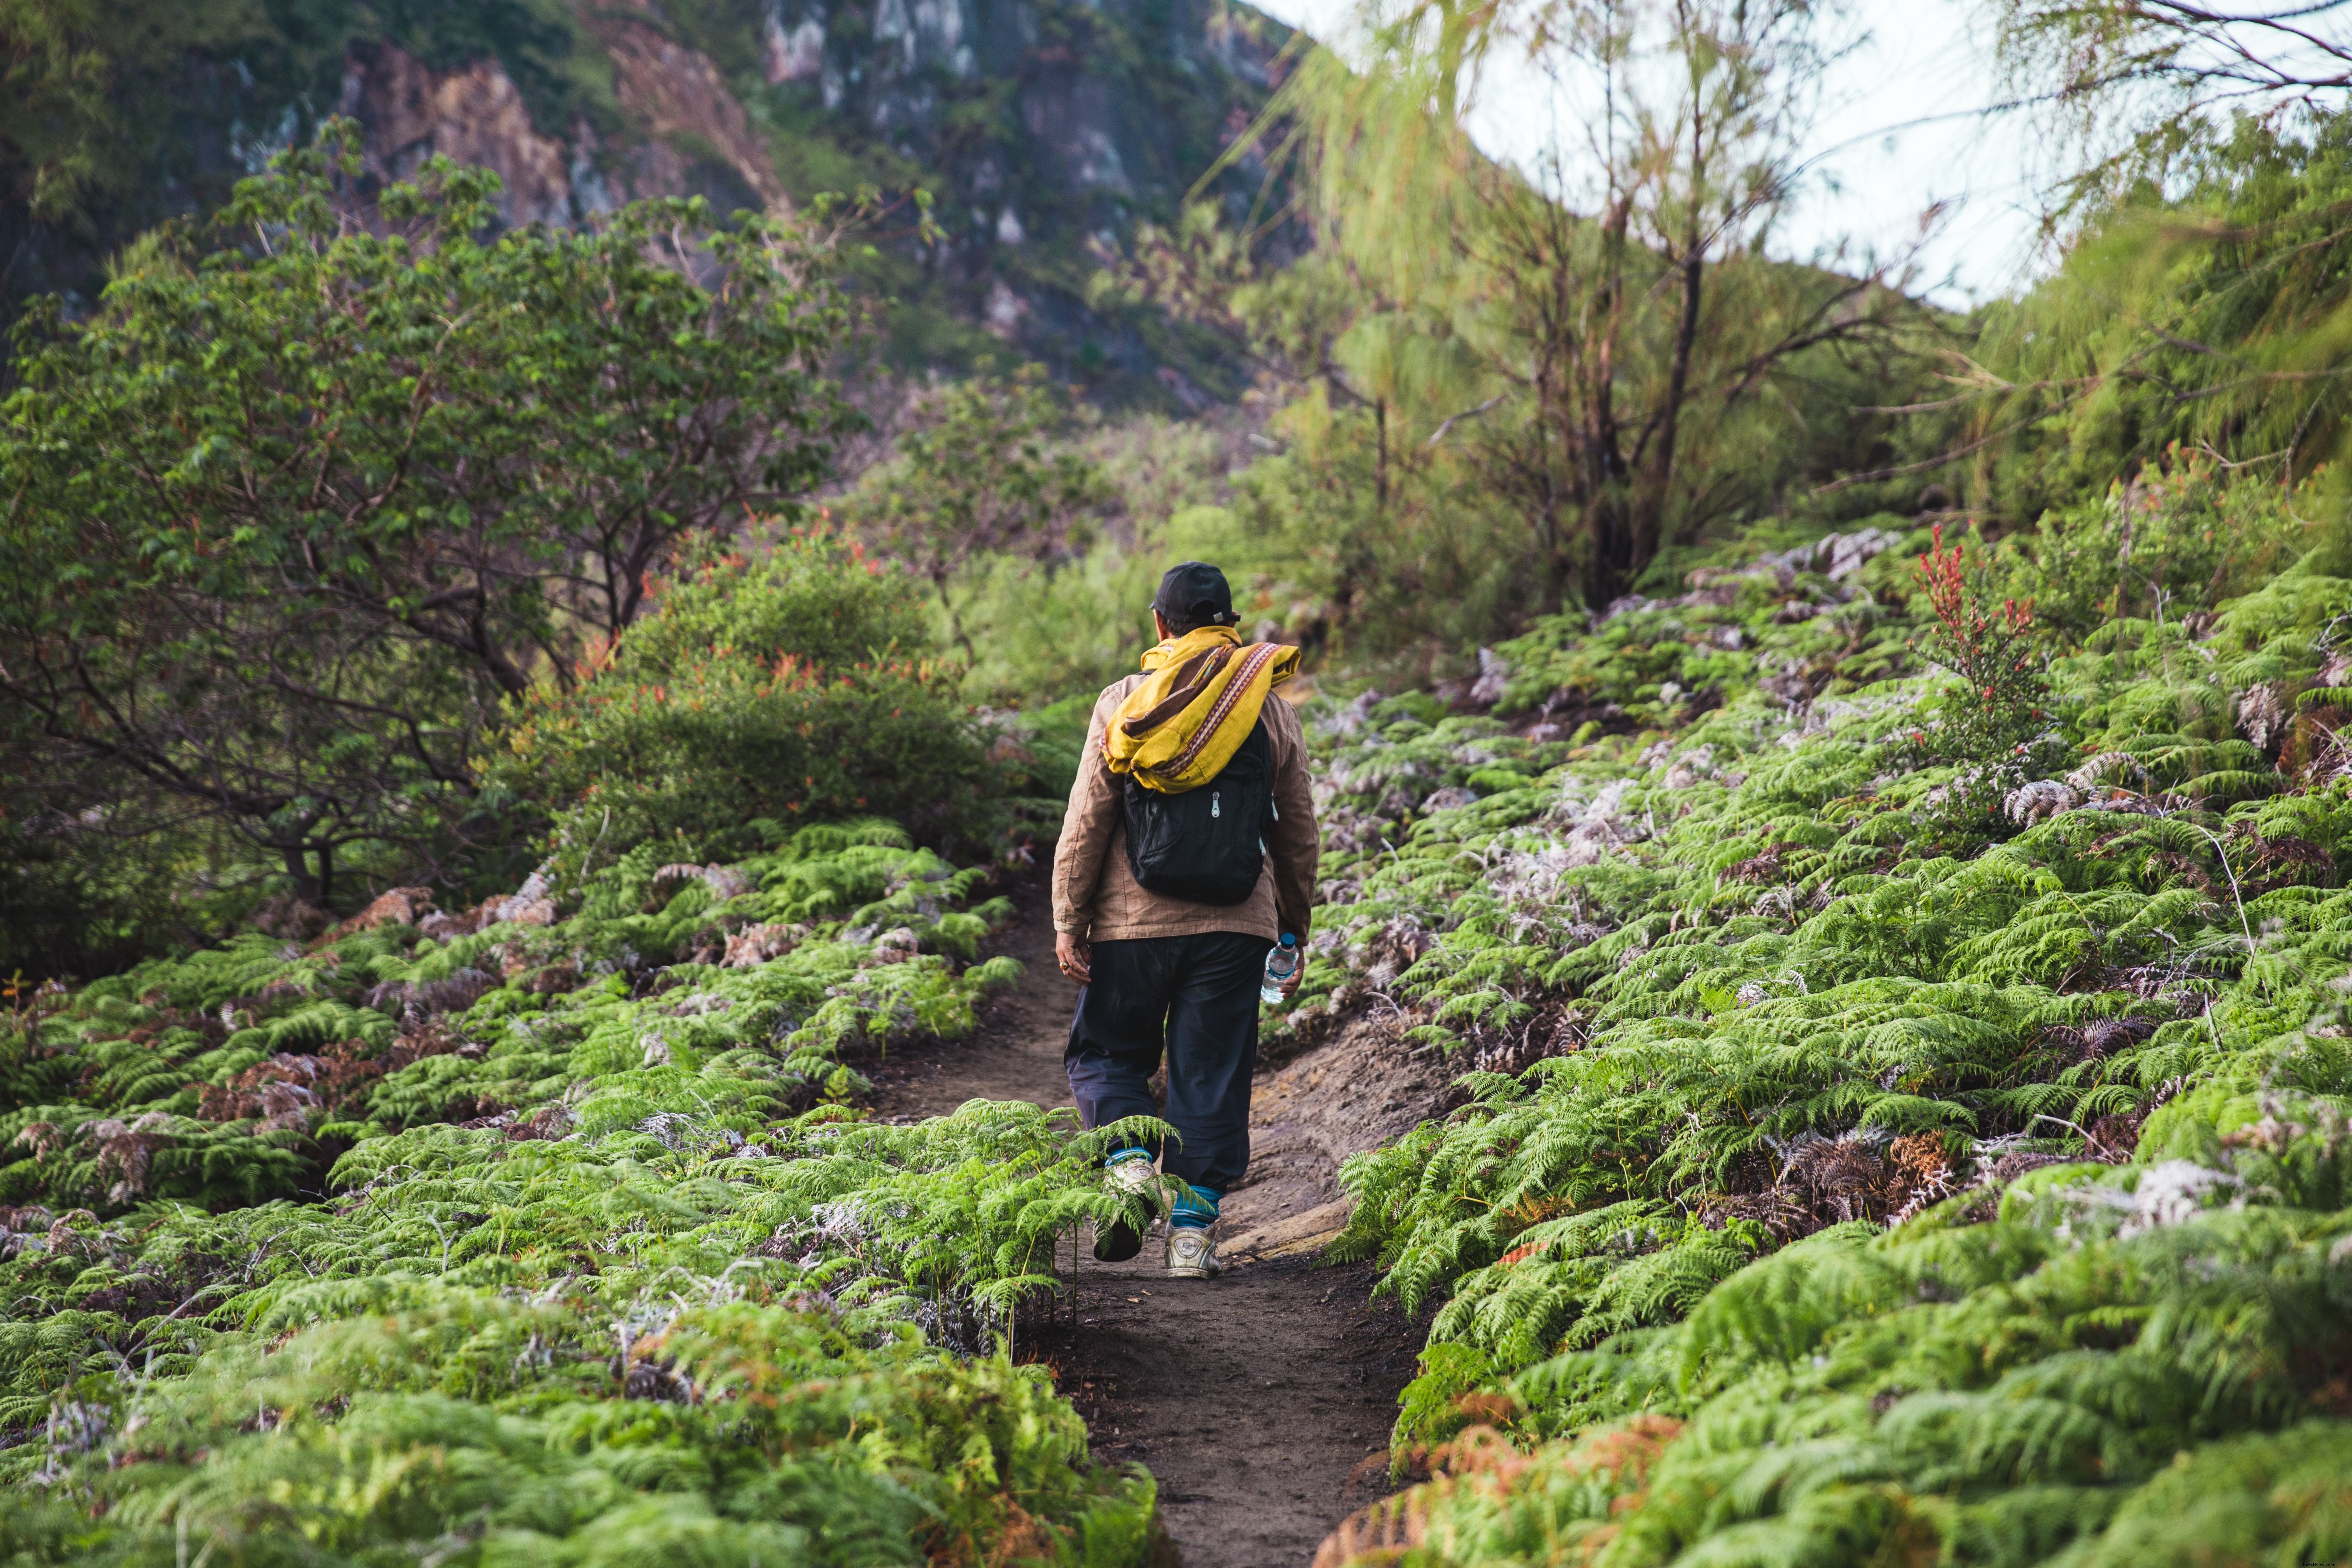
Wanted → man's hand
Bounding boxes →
[1275,934,1305,999]
[1055,932,1091,986]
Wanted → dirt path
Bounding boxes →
[868,888,1079,1121]
[868,879,1446,1568]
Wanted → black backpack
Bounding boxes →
[1120,719,1277,905]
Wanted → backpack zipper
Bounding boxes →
[1211,791,1221,819]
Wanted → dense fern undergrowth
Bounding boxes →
[0,820,1159,1566]
[1289,516,2352,1566]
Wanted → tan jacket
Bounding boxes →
[1053,673,1319,944]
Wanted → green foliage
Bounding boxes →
[889,401,1282,710]
[495,530,994,869]
[0,744,217,980]
[1897,525,2073,819]
[0,813,1164,1563]
[1976,115,2352,525]
[839,362,1115,660]
[0,0,354,315]
[646,0,1293,397]
[0,821,1002,1213]
[1120,267,1939,677]
[1218,406,1548,671]
[1198,0,1943,615]
[1992,453,2319,642]
[0,0,617,267]
[623,528,935,676]
[1291,497,2352,1564]
[952,496,1269,706]
[1,0,119,227]
[0,123,857,915]
[1328,1155,2352,1568]
[1328,1161,2352,1566]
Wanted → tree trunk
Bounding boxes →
[1634,95,1711,589]
[1530,348,1572,612]
[1576,197,1636,609]
[283,844,321,905]
[935,565,976,658]
[1638,244,1705,580]
[1583,495,1635,609]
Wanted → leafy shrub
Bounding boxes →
[498,531,996,869]
[934,476,1263,706]
[1911,523,2053,763]
[1978,116,2352,522]
[838,362,1114,662]
[0,123,856,909]
[1894,525,2073,824]
[1992,452,2317,642]
[622,528,936,675]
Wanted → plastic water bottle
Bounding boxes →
[1261,934,1300,1005]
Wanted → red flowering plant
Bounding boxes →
[1901,525,2070,815]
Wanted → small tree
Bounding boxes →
[1997,0,2352,208]
[1222,0,1921,611]
[495,529,994,870]
[845,363,1112,656]
[0,122,858,903]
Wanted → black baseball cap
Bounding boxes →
[1151,561,1237,626]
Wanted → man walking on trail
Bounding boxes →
[1053,562,1319,1280]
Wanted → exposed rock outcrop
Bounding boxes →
[591,3,789,213]
[344,48,579,228]
[342,13,788,232]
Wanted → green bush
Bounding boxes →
[0,120,858,934]
[1992,453,2318,642]
[943,498,1265,708]
[497,531,996,869]
[622,529,935,675]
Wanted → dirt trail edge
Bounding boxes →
[868,880,1448,1568]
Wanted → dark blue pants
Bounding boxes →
[1064,931,1271,1194]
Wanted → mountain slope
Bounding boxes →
[0,0,1291,402]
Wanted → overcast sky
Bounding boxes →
[1243,0,2049,305]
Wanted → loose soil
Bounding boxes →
[868,878,1452,1567]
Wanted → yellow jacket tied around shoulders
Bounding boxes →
[1100,625,1302,794]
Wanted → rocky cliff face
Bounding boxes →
[774,0,1284,232]
[340,12,786,229]
[3,0,1291,404]
[766,0,1290,395]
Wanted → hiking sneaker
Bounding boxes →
[1165,1226,1224,1279]
[1092,1157,1155,1263]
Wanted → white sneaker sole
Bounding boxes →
[1165,1233,1222,1279]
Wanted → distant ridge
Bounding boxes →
[0,0,1296,405]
